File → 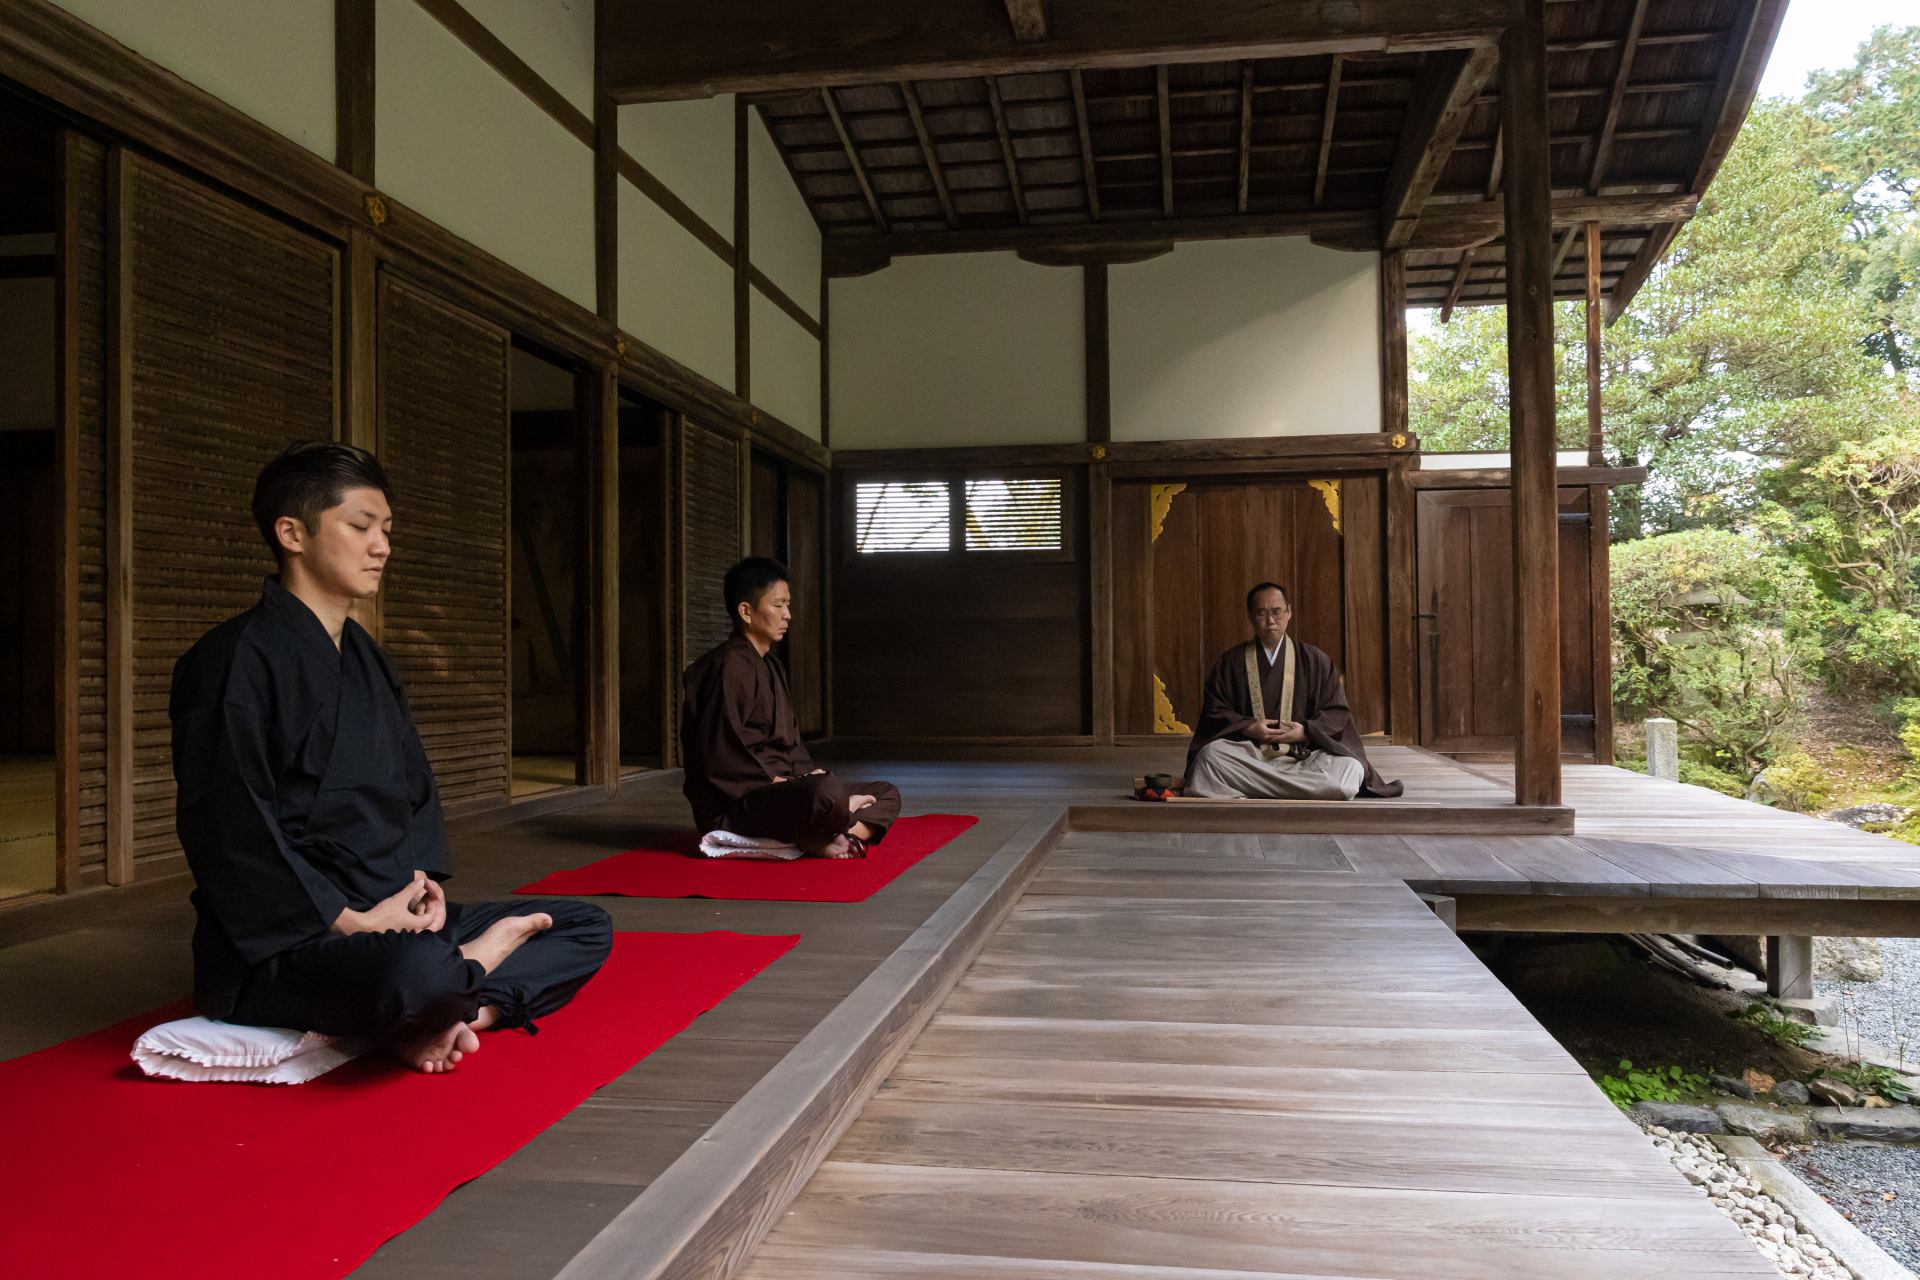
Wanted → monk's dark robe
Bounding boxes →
[1184,637,1403,798]
[171,576,611,1044]
[680,634,900,849]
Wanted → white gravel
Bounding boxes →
[1818,936,1920,1065]
[1644,1125,1854,1279]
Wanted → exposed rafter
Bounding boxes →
[1380,46,1497,249]
[1070,69,1100,219]
[1548,224,1580,278]
[1156,65,1173,215]
[1484,126,1504,198]
[984,75,1028,224]
[820,86,888,232]
[1236,60,1254,214]
[899,81,957,227]
[1440,245,1479,321]
[1313,54,1343,209]
[1588,0,1649,192]
[1406,190,1696,250]
[1002,0,1049,42]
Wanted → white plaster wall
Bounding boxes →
[619,96,735,240]
[55,0,335,157]
[1110,238,1381,440]
[748,110,820,320]
[829,253,1083,449]
[459,0,594,116]
[377,0,596,312]
[750,292,820,439]
[618,182,734,389]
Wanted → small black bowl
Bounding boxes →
[1143,772,1175,790]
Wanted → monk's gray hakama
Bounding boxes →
[1183,637,1403,800]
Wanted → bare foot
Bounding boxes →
[459,912,552,974]
[816,834,857,859]
[393,1020,480,1074]
[849,820,875,841]
[469,1006,500,1033]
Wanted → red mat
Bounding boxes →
[514,813,979,902]
[0,929,796,1280]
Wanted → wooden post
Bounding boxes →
[1378,252,1417,744]
[1084,263,1110,444]
[582,364,621,794]
[1589,484,1615,766]
[52,131,84,895]
[103,145,135,887]
[733,99,751,400]
[1499,0,1562,808]
[1766,935,1814,1001]
[593,0,619,325]
[1378,251,1408,438]
[343,228,381,641]
[334,0,375,183]
[1584,220,1603,466]
[1088,462,1113,743]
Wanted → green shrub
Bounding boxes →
[1600,1060,1708,1110]
[1756,751,1832,813]
[1679,759,1748,797]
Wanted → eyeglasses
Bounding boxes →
[1251,608,1290,621]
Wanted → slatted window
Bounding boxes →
[853,480,951,553]
[964,478,1063,551]
[681,419,742,659]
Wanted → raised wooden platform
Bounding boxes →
[1070,797,1576,834]
[734,830,1777,1279]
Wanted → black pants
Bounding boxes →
[723,775,902,852]
[226,898,613,1046]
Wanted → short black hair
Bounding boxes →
[724,556,790,620]
[1245,582,1290,612]
[252,441,394,564]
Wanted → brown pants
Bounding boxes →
[723,774,901,853]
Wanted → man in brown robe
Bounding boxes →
[1183,582,1403,800]
[681,556,902,857]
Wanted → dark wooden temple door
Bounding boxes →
[1113,477,1387,738]
[1415,486,1600,757]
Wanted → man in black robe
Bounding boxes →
[681,557,900,857]
[1183,582,1403,800]
[171,442,612,1074]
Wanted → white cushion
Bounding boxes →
[698,829,803,861]
[131,1016,368,1085]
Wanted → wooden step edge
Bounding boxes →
[552,805,1070,1280]
[1066,800,1577,835]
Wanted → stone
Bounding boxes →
[1715,1103,1812,1144]
[1807,1078,1861,1107]
[1631,1101,1724,1133]
[1713,1073,1755,1100]
[1742,1068,1777,1095]
[1862,1094,1893,1108]
[1808,1105,1920,1141]
[1823,802,1911,831]
[1813,935,1885,983]
[1772,1080,1811,1105]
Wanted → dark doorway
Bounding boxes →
[617,390,666,772]
[509,343,585,796]
[0,106,58,898]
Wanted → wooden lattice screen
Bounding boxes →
[125,155,339,872]
[376,275,511,809]
[679,418,741,664]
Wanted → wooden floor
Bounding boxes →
[6,745,1920,1278]
[740,828,1777,1279]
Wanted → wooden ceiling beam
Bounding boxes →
[599,0,1521,102]
[1484,125,1504,197]
[1312,54,1344,208]
[899,81,957,228]
[1588,0,1649,194]
[984,75,1029,224]
[1548,223,1580,277]
[1236,60,1253,213]
[1380,45,1496,249]
[1407,190,1695,248]
[820,86,889,232]
[1156,65,1173,215]
[1070,69,1100,219]
[1003,0,1049,42]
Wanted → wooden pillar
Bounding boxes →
[1500,0,1562,807]
[52,132,84,895]
[342,229,381,641]
[335,0,375,183]
[1584,221,1603,466]
[1766,935,1814,1001]
[1378,250,1408,438]
[102,145,134,885]
[1378,251,1417,743]
[582,365,621,794]
[1088,462,1113,743]
[733,99,750,400]
[1589,483,1615,767]
[1084,263,1110,444]
[593,0,619,325]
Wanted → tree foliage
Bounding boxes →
[1409,27,1920,775]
